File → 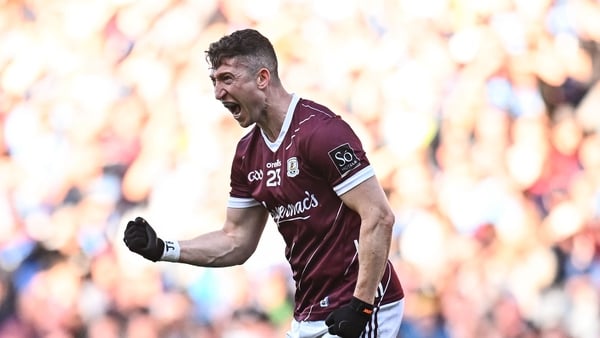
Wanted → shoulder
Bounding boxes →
[295,98,374,153]
[296,98,336,117]
[300,103,357,139]
[293,98,347,135]
[233,126,261,159]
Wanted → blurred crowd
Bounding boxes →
[1,0,600,337]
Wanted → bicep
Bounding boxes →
[224,205,270,252]
[339,176,393,223]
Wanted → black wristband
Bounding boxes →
[349,297,374,316]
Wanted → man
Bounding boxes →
[123,29,404,338]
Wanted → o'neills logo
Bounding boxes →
[270,191,319,224]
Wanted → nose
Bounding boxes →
[214,83,225,101]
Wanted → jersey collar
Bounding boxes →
[262,93,300,152]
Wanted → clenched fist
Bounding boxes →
[123,217,164,262]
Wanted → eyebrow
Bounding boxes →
[210,71,229,80]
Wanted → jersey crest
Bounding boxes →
[287,157,299,177]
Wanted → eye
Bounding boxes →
[223,75,234,85]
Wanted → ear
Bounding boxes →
[256,68,270,89]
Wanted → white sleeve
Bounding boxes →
[227,196,261,208]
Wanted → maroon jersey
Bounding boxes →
[228,94,403,321]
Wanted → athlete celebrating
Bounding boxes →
[123,28,404,338]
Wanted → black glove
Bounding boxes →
[325,297,373,338]
[123,217,164,262]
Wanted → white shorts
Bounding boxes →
[286,299,405,338]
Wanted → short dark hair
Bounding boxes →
[206,29,279,80]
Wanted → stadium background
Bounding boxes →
[1,0,600,337]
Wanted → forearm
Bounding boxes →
[176,230,254,267]
[353,216,394,304]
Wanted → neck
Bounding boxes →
[259,89,293,142]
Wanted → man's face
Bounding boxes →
[210,58,264,128]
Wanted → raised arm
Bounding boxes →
[123,205,269,267]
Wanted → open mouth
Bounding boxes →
[222,102,241,116]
